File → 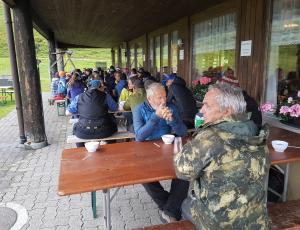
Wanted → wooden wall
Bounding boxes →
[235,0,272,102]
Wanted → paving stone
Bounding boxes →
[0,92,165,230]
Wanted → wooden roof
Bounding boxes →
[4,0,223,48]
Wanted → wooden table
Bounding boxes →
[58,126,300,229]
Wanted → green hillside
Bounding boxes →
[0,2,112,92]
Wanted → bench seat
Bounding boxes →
[137,200,300,230]
[66,132,135,144]
[136,220,195,230]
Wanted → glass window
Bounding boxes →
[171,31,178,73]
[162,33,169,68]
[155,36,161,71]
[192,13,236,79]
[136,42,143,68]
[266,0,300,104]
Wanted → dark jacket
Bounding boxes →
[243,91,262,128]
[74,89,117,139]
[167,77,198,125]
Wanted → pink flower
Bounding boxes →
[192,79,200,86]
[279,106,290,115]
[288,97,293,103]
[260,102,275,113]
[199,77,212,85]
[298,91,300,98]
[289,104,300,117]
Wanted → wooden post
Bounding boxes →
[56,48,65,71]
[3,3,26,144]
[111,48,115,67]
[48,32,58,80]
[235,0,272,102]
[13,0,48,149]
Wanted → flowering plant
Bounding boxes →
[261,91,300,122]
[190,67,223,101]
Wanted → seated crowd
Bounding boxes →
[53,65,272,228]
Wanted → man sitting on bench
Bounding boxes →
[67,80,118,147]
[133,82,189,223]
[174,82,270,229]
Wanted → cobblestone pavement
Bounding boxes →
[0,93,170,230]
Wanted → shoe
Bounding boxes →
[160,211,177,224]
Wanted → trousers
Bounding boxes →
[142,179,189,220]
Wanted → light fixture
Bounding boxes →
[177,38,184,48]
[284,23,299,28]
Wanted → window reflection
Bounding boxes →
[192,13,236,79]
[266,0,300,104]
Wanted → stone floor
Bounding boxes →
[0,93,169,230]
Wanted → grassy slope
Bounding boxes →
[0,2,112,118]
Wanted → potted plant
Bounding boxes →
[261,91,300,128]
[190,67,223,102]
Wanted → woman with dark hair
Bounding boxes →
[67,72,86,102]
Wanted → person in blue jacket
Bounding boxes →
[132,82,189,223]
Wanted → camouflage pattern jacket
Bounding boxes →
[174,118,270,229]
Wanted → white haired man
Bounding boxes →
[174,82,270,229]
[133,83,188,223]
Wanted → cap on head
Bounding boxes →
[90,80,101,88]
[58,71,65,77]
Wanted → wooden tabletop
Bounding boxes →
[58,126,300,196]
[59,140,176,195]
[268,126,300,164]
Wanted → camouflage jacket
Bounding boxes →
[174,118,270,230]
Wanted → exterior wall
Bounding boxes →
[235,0,272,102]
[147,18,188,82]
[128,35,147,69]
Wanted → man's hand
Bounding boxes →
[156,104,173,121]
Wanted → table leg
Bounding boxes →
[91,191,97,218]
[103,189,111,230]
[282,163,289,202]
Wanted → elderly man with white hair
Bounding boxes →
[174,82,270,229]
[133,82,188,223]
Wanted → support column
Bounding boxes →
[3,3,26,144]
[48,32,57,79]
[56,48,65,71]
[111,48,115,67]
[13,0,48,149]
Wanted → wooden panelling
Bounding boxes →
[235,0,272,102]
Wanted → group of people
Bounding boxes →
[57,66,269,229]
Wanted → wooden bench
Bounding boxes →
[0,95,7,104]
[5,89,14,102]
[137,200,300,230]
[136,220,195,230]
[66,132,135,144]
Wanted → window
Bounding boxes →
[162,33,169,68]
[171,31,178,73]
[155,36,161,72]
[192,13,236,79]
[266,0,300,104]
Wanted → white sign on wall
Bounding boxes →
[179,50,184,60]
[240,40,252,56]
